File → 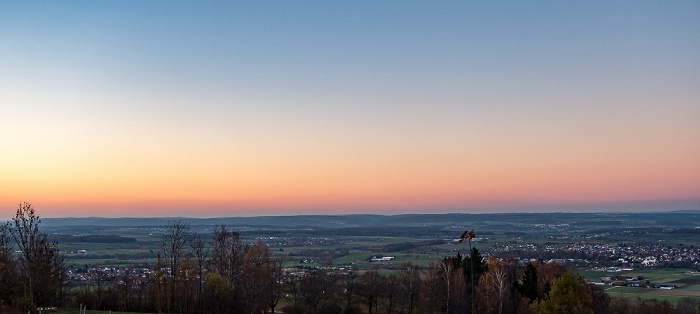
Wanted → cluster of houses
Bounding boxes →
[66,264,353,287]
[482,242,700,268]
[67,267,153,286]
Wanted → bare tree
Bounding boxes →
[358,270,385,314]
[190,233,208,312]
[267,258,284,313]
[241,240,272,313]
[209,225,247,285]
[398,263,422,314]
[385,273,400,314]
[300,269,325,314]
[439,259,454,314]
[120,267,133,311]
[284,275,302,312]
[161,220,192,312]
[479,257,509,314]
[341,265,358,311]
[11,203,65,310]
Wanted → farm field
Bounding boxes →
[582,269,700,305]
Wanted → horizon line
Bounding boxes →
[35,209,700,220]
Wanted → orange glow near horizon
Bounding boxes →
[3,132,698,218]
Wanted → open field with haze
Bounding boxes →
[40,212,700,305]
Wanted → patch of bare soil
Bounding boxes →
[671,279,700,285]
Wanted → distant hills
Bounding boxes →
[39,211,700,234]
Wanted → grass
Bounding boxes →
[604,286,695,305]
[333,253,372,264]
[684,285,700,291]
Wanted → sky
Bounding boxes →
[1,1,699,218]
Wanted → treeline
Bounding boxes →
[2,203,700,314]
[381,239,444,253]
[671,228,700,234]
[49,234,137,243]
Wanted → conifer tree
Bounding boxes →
[520,263,539,302]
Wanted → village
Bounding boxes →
[483,242,700,269]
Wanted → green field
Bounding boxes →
[581,269,700,305]
[604,286,693,305]
[685,285,700,291]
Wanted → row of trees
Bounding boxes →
[2,203,700,313]
[137,221,285,314]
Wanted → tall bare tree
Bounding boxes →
[398,263,422,314]
[267,258,284,314]
[358,270,385,314]
[190,233,208,312]
[11,203,65,311]
[300,268,339,314]
[478,257,510,314]
[385,273,400,314]
[341,265,358,311]
[161,220,192,313]
[209,225,247,285]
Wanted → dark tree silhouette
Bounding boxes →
[341,265,358,311]
[241,240,272,313]
[0,222,21,311]
[209,225,247,285]
[267,258,284,313]
[459,229,477,313]
[519,263,539,302]
[398,262,422,314]
[357,270,385,314]
[161,220,192,313]
[190,233,208,311]
[464,246,487,313]
[11,203,65,311]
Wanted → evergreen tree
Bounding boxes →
[463,247,487,285]
[520,263,539,302]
